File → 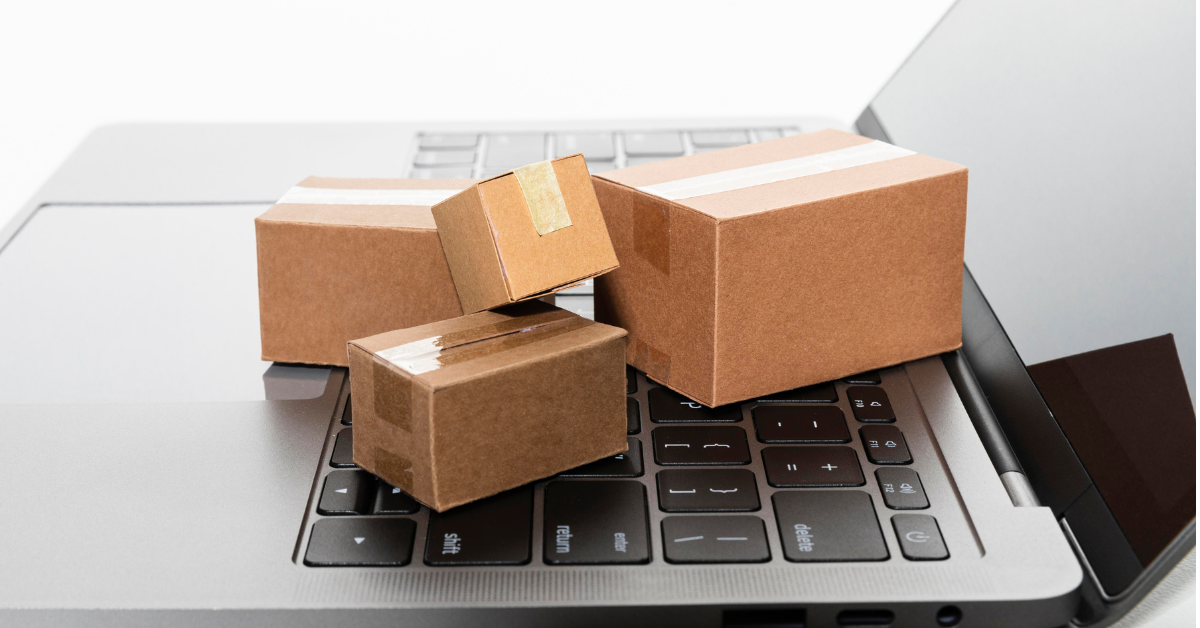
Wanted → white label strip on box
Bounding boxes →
[276,186,462,207]
[636,140,916,201]
[376,337,445,375]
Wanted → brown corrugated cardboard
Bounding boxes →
[593,129,968,407]
[348,301,628,511]
[256,176,470,367]
[431,154,619,313]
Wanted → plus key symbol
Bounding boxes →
[763,446,864,488]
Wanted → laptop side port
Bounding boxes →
[722,608,806,628]
[835,609,895,626]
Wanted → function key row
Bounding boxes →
[639,383,896,426]
[415,130,796,157]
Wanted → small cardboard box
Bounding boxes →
[255,177,471,367]
[593,129,968,407]
[347,301,627,511]
[431,154,619,314]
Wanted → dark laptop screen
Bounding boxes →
[1028,336,1196,568]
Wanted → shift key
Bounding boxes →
[544,481,650,564]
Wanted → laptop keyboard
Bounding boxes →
[301,368,951,567]
[407,128,801,180]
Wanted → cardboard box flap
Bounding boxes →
[263,176,475,230]
[597,129,965,221]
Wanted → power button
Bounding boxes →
[892,514,949,560]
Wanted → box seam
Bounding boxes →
[476,186,517,304]
[710,217,721,405]
[419,376,440,510]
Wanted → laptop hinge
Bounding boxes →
[941,350,1037,507]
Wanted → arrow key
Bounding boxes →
[304,518,416,566]
[318,470,374,515]
[374,481,421,514]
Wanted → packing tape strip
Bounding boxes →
[373,358,413,432]
[514,160,572,235]
[277,186,462,206]
[632,337,672,385]
[636,140,916,201]
[376,309,588,375]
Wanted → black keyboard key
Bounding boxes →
[560,437,643,477]
[648,387,741,423]
[329,428,356,468]
[424,487,532,565]
[753,406,850,443]
[847,386,895,422]
[876,468,929,510]
[627,398,641,434]
[341,397,353,425]
[304,518,416,566]
[860,426,912,464]
[756,382,837,403]
[657,469,760,512]
[661,516,770,564]
[653,426,751,465]
[374,482,421,514]
[762,446,864,487]
[543,481,650,564]
[626,366,637,394]
[892,514,949,560]
[772,491,888,562]
[844,371,882,385]
[317,470,374,515]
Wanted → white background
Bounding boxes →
[0,0,953,226]
[0,3,1194,625]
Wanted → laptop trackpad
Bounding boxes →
[0,204,327,404]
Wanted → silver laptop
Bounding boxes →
[0,0,1192,626]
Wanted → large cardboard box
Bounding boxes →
[593,129,968,407]
[348,301,627,511]
[431,154,619,314]
[256,177,470,367]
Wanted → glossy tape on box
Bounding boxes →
[375,309,588,375]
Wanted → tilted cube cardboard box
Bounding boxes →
[431,154,619,313]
